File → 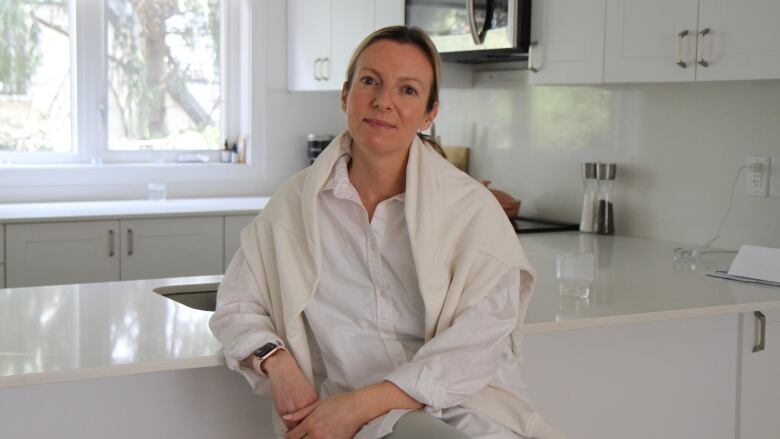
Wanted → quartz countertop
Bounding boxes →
[0,197,270,223]
[2,233,779,389]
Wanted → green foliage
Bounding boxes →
[0,0,42,95]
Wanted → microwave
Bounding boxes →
[406,0,532,63]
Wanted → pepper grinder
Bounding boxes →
[595,163,617,235]
[579,162,598,232]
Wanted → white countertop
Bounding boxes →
[2,233,779,389]
[0,197,270,223]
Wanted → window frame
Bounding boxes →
[0,0,251,166]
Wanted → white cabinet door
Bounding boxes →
[697,0,780,81]
[374,0,404,29]
[739,310,780,439]
[604,0,699,82]
[120,217,223,281]
[224,214,256,271]
[522,314,738,438]
[329,0,374,88]
[5,221,120,288]
[288,0,331,91]
[529,0,607,85]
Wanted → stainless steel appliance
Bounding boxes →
[406,0,532,62]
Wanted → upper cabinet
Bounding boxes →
[529,0,607,85]
[530,0,780,84]
[288,0,404,91]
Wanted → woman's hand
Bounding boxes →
[282,393,365,439]
[264,350,319,430]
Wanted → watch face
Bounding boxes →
[254,342,278,358]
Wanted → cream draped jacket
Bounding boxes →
[209,132,563,439]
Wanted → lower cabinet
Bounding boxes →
[6,221,121,288]
[738,309,780,439]
[522,314,739,439]
[224,214,256,270]
[6,217,225,288]
[120,217,224,281]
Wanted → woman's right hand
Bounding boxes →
[264,350,319,430]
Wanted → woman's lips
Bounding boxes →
[364,118,396,129]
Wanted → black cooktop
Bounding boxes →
[511,216,579,234]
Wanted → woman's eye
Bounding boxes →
[402,86,418,96]
[360,76,376,86]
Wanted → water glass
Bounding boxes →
[555,252,595,298]
[147,182,167,201]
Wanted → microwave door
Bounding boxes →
[406,0,490,52]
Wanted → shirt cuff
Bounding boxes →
[384,362,449,410]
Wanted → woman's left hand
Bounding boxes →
[282,392,366,439]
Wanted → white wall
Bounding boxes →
[436,71,780,249]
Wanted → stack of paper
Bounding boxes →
[709,245,780,287]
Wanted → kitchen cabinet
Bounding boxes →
[224,214,256,270]
[522,314,738,438]
[0,226,4,288]
[287,0,404,91]
[738,309,780,439]
[6,221,121,288]
[120,217,224,281]
[604,0,780,82]
[529,0,607,85]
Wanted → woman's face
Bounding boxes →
[341,40,438,160]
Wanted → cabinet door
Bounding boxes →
[374,0,404,29]
[739,310,780,439]
[0,225,4,288]
[5,221,120,288]
[697,0,780,81]
[120,217,223,281]
[604,0,699,82]
[224,214,256,271]
[530,0,607,85]
[288,0,331,91]
[328,0,374,88]
[522,314,738,438]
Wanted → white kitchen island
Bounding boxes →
[1,233,778,439]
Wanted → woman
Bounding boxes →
[209,26,562,439]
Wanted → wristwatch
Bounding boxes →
[252,341,284,375]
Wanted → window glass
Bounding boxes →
[0,0,72,153]
[106,0,221,151]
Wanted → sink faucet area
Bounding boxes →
[154,283,219,311]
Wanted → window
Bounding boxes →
[0,0,248,165]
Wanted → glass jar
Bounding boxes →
[579,162,598,232]
[595,163,616,235]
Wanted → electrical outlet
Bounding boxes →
[771,156,780,197]
[746,156,770,197]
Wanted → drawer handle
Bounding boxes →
[127,228,134,256]
[753,311,766,353]
[528,41,539,73]
[108,229,115,257]
[676,30,689,68]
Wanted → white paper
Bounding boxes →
[728,245,780,283]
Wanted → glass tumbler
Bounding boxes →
[555,252,595,298]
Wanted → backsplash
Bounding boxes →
[436,72,780,249]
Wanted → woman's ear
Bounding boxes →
[340,82,349,113]
[419,101,439,131]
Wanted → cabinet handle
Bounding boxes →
[322,57,330,80]
[127,228,134,256]
[528,41,539,73]
[676,30,689,68]
[314,58,322,81]
[108,229,115,257]
[753,311,766,353]
[697,27,710,67]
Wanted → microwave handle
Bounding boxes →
[467,0,495,45]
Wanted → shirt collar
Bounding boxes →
[319,139,405,203]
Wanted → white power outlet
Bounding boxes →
[746,156,770,197]
[771,156,780,197]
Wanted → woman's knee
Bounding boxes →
[382,410,470,439]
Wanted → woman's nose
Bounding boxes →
[371,87,392,111]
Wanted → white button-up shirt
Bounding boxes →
[305,151,528,439]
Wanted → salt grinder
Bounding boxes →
[595,163,617,235]
[579,162,598,233]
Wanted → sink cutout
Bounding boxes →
[154,283,219,311]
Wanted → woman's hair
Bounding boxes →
[343,26,446,159]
